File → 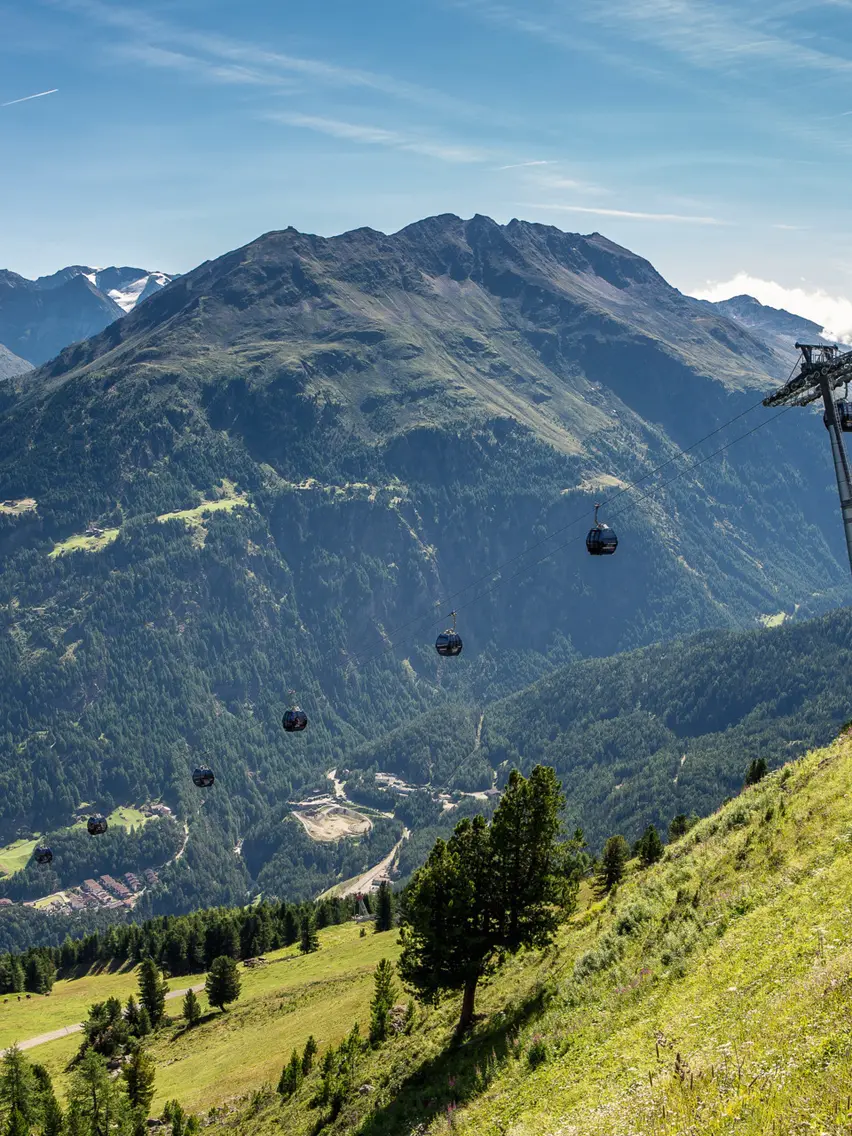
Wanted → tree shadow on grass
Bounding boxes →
[349,985,550,1136]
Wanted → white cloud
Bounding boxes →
[497,160,555,170]
[692,272,852,343]
[268,112,488,163]
[518,202,726,224]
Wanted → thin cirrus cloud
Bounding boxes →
[519,202,726,224]
[47,0,487,120]
[693,273,852,343]
[1,88,59,107]
[266,111,489,164]
[497,160,555,170]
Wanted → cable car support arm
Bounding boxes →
[764,343,852,577]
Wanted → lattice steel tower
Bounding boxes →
[764,343,852,576]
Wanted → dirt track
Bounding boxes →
[8,983,206,1055]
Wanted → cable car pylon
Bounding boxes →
[764,343,852,578]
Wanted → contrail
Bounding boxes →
[1,89,58,108]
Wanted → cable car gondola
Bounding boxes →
[586,503,618,556]
[87,815,108,837]
[824,399,852,432]
[192,766,215,788]
[435,611,463,657]
[282,690,308,733]
[34,845,53,866]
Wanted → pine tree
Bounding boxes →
[399,766,569,1032]
[374,882,394,933]
[596,834,629,894]
[745,757,768,786]
[0,1046,36,1130]
[122,1048,156,1115]
[31,1064,61,1136]
[70,1049,131,1136]
[637,824,664,867]
[282,907,299,947]
[668,813,689,841]
[301,1036,317,1076]
[403,999,416,1034]
[369,959,399,1044]
[182,989,201,1027]
[277,1049,302,1098]
[5,1108,28,1136]
[205,957,240,1012]
[299,911,319,955]
[138,958,168,1028]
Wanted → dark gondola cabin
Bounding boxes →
[34,846,53,866]
[824,400,852,432]
[282,708,308,732]
[586,503,618,556]
[192,766,215,788]
[282,691,308,733]
[435,611,463,657]
[87,815,108,836]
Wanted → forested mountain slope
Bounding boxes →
[0,214,849,917]
[346,607,852,855]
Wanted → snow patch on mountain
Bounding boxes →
[107,272,171,312]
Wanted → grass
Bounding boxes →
[201,733,852,1136]
[12,922,400,1118]
[49,529,119,559]
[0,838,40,877]
[156,482,251,546]
[47,481,249,558]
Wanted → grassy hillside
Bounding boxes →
[7,922,400,1119]
[174,729,852,1136]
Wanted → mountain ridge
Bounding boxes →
[0,263,173,366]
[0,212,848,922]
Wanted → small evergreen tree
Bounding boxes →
[205,957,240,1012]
[374,882,394,933]
[0,1046,36,1129]
[282,907,299,946]
[299,911,319,955]
[122,1048,156,1115]
[403,998,416,1034]
[70,1049,130,1136]
[138,958,168,1027]
[301,1035,317,1076]
[637,824,664,867]
[277,1049,302,1098]
[745,757,768,786]
[668,813,689,841]
[182,988,201,1026]
[596,834,629,894]
[369,959,399,1044]
[31,1064,61,1136]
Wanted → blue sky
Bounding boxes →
[4,0,852,331]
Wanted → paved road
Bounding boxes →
[337,829,409,898]
[8,982,206,1054]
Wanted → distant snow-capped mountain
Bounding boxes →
[0,264,174,366]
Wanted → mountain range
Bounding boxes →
[0,264,172,367]
[0,212,849,920]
